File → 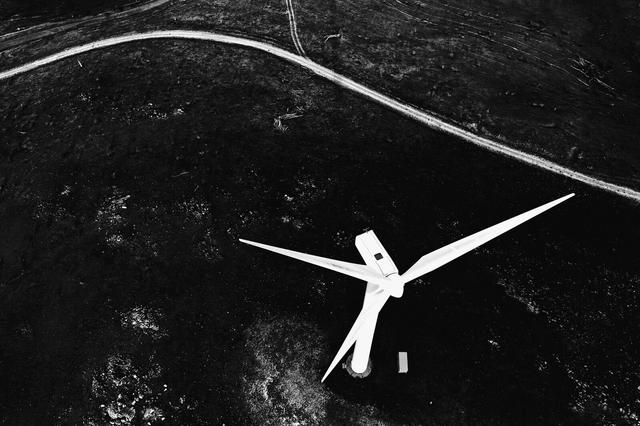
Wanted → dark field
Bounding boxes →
[1,41,639,425]
[2,0,640,425]
[3,0,639,191]
[296,0,640,189]
[0,0,142,19]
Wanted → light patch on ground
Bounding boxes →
[311,278,327,298]
[178,198,210,222]
[487,339,500,350]
[32,199,67,221]
[241,316,391,425]
[60,185,72,196]
[98,196,221,261]
[96,188,130,246]
[136,102,169,121]
[279,214,307,230]
[332,229,350,249]
[565,364,640,425]
[293,175,326,207]
[380,63,421,81]
[175,198,222,262]
[196,227,222,262]
[85,353,166,425]
[121,306,168,340]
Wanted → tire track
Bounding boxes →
[0,30,638,202]
[285,0,307,57]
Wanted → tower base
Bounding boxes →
[342,353,372,378]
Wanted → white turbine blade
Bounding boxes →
[321,288,390,382]
[401,193,574,284]
[239,239,387,285]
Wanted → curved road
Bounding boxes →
[1,30,639,202]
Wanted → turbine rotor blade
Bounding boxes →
[401,193,574,284]
[239,238,389,286]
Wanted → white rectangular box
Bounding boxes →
[398,352,408,373]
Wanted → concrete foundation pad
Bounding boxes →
[342,353,372,378]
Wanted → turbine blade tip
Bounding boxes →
[557,193,575,203]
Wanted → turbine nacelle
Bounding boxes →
[354,230,404,298]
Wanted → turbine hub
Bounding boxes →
[388,276,404,298]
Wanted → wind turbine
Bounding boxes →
[240,193,574,382]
